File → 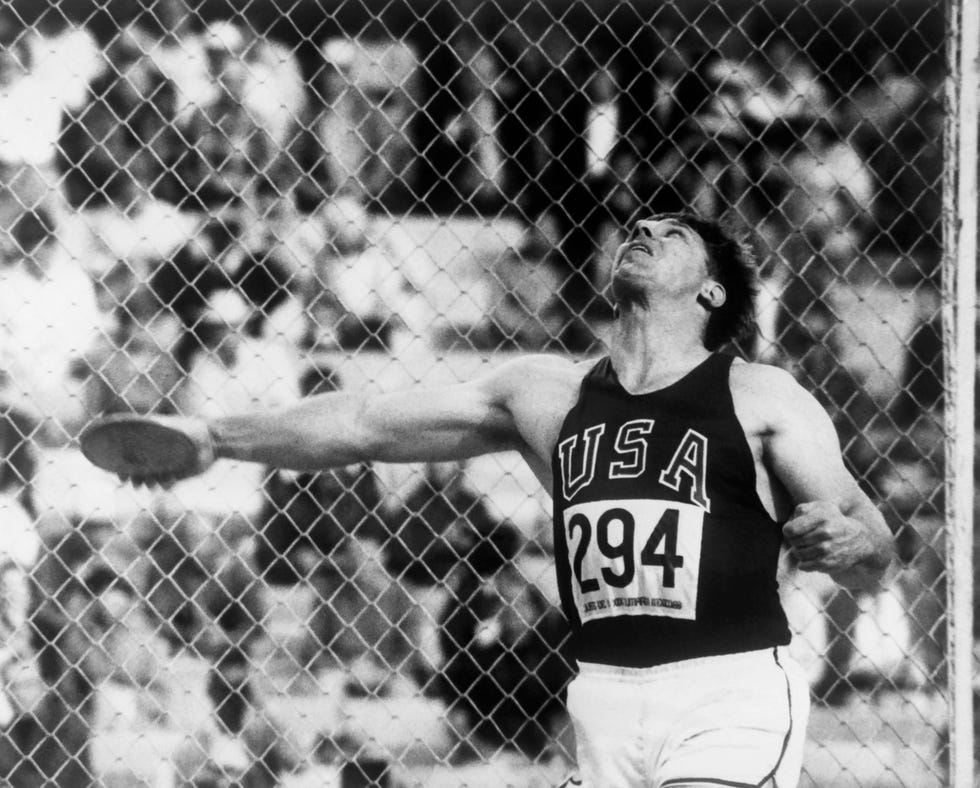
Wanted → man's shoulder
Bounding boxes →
[483,354,594,437]
[728,360,811,416]
[488,353,594,389]
[729,358,799,395]
[729,359,824,427]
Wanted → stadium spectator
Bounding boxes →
[297,196,373,350]
[435,525,571,759]
[810,429,944,704]
[82,310,186,417]
[891,290,943,432]
[317,36,421,211]
[481,237,568,351]
[651,47,731,157]
[494,26,550,220]
[158,214,300,414]
[612,24,661,169]
[880,431,944,690]
[178,22,267,211]
[256,365,388,584]
[813,286,946,705]
[758,123,876,368]
[752,37,833,126]
[856,69,943,277]
[385,461,500,586]
[257,364,424,693]
[58,25,183,211]
[8,514,157,787]
[0,14,99,216]
[437,33,505,210]
[628,50,765,235]
[411,4,475,214]
[537,37,602,332]
[175,20,306,212]
[134,506,293,786]
[148,215,299,362]
[310,534,424,698]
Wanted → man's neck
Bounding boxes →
[608,303,711,394]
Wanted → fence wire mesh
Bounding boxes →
[0,0,957,785]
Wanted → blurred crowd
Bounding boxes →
[0,0,955,784]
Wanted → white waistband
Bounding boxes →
[576,646,791,681]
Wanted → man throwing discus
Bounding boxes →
[83,212,893,788]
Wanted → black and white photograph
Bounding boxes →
[0,0,964,785]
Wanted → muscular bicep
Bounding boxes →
[357,380,519,462]
[762,382,867,514]
[356,353,581,468]
[751,368,894,585]
[213,354,576,472]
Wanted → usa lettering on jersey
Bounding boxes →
[558,421,712,512]
[557,424,606,500]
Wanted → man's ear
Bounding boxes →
[698,281,727,309]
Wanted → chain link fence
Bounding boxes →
[0,0,959,785]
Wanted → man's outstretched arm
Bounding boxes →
[209,371,519,470]
[744,365,895,589]
[91,354,578,485]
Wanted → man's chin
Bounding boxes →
[610,276,649,311]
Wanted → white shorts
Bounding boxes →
[562,647,810,788]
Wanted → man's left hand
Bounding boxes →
[782,501,878,574]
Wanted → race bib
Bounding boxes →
[563,499,705,623]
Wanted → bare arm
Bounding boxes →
[206,355,557,470]
[739,364,895,589]
[211,380,512,469]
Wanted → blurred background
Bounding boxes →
[0,0,959,785]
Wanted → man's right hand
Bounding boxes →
[79,414,216,486]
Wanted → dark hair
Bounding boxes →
[663,212,759,351]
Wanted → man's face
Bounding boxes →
[611,217,711,308]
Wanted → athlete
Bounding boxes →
[96,212,893,787]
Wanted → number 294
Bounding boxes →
[568,507,685,592]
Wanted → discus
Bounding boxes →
[80,414,203,478]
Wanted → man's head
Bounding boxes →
[612,212,758,350]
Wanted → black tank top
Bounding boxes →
[551,353,791,667]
